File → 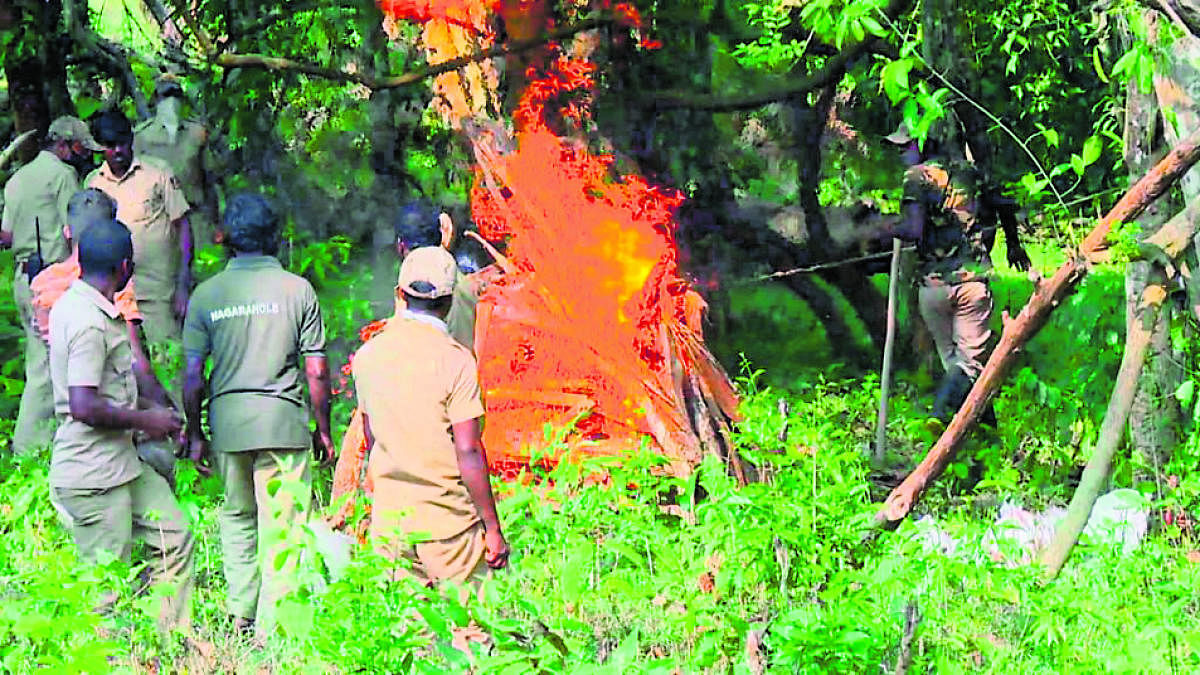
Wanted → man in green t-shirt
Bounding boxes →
[181,192,332,638]
[48,218,193,634]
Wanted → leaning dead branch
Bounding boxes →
[874,125,1200,529]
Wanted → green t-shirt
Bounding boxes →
[183,255,326,452]
[48,280,143,489]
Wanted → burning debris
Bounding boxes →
[332,0,741,522]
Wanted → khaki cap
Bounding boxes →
[48,116,104,152]
[397,246,457,299]
[884,122,914,145]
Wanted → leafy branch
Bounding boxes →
[175,9,611,91]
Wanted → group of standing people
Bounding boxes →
[2,87,508,643]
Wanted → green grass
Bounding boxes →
[2,235,1199,672]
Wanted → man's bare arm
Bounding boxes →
[173,215,193,318]
[183,354,207,442]
[305,355,334,463]
[129,322,170,408]
[452,417,509,567]
[69,385,179,438]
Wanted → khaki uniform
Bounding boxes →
[31,256,177,487]
[3,150,77,454]
[183,255,325,627]
[87,158,190,346]
[134,117,213,243]
[48,280,193,632]
[904,160,996,380]
[352,313,487,585]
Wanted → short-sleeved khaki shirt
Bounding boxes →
[134,118,209,207]
[1,150,75,265]
[353,313,486,541]
[87,158,190,301]
[183,255,326,453]
[48,280,143,489]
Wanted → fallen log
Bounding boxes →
[1041,282,1165,578]
[875,125,1200,529]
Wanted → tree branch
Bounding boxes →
[646,38,884,112]
[63,0,151,118]
[1138,0,1200,37]
[213,16,610,90]
[646,0,911,112]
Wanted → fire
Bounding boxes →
[376,0,739,476]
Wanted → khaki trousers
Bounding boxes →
[918,280,993,380]
[372,518,489,588]
[13,269,55,455]
[53,469,195,633]
[216,448,311,633]
[138,299,182,350]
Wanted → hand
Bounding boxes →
[185,435,213,478]
[483,527,510,570]
[172,285,190,320]
[139,406,183,440]
[313,429,336,467]
[0,231,12,249]
[1007,246,1032,272]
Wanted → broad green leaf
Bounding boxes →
[1081,135,1102,167]
[1175,380,1195,407]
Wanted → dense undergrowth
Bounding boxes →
[2,240,1200,672]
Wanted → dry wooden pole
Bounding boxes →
[0,130,36,172]
[875,125,1200,529]
[874,237,904,465]
[1041,284,1165,577]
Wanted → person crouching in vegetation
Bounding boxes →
[48,217,194,634]
[182,192,333,638]
[352,246,509,586]
[887,126,1032,425]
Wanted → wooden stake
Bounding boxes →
[874,125,1200,529]
[874,237,903,465]
[1041,283,1165,577]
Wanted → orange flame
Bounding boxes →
[378,0,734,473]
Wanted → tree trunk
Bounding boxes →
[875,125,1200,528]
[789,89,889,362]
[1122,36,1183,488]
[1042,283,1165,577]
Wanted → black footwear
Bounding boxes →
[931,368,974,423]
[980,402,998,428]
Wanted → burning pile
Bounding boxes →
[335,0,740,504]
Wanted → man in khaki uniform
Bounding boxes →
[353,247,509,586]
[33,189,179,487]
[330,204,501,522]
[888,127,1031,423]
[135,76,217,246]
[48,217,193,633]
[88,111,193,348]
[2,116,102,454]
[182,192,332,638]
